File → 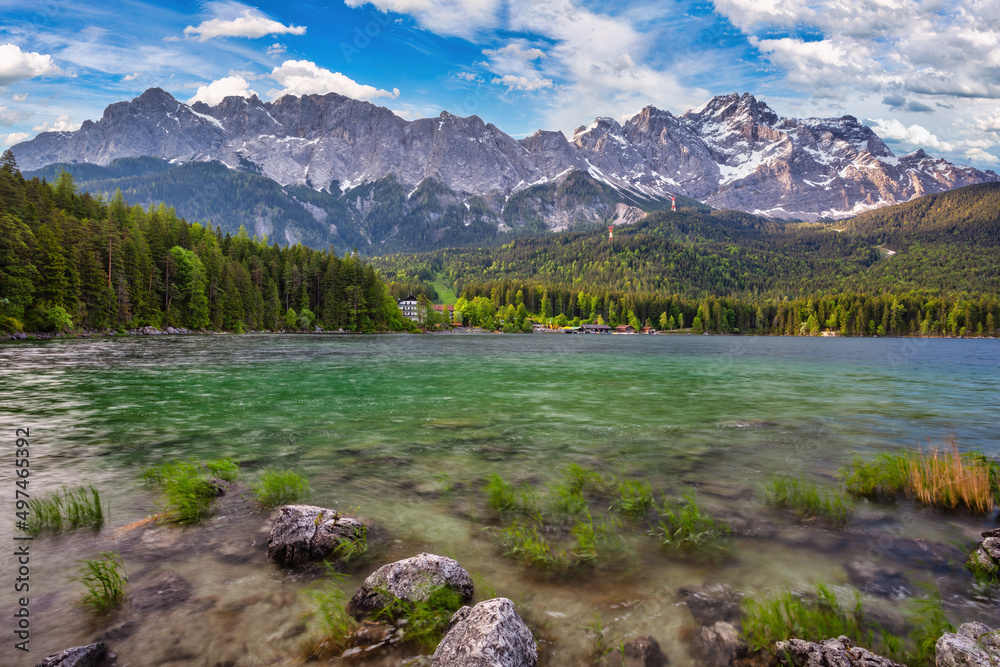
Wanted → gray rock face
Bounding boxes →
[11,88,998,226]
[965,529,1000,577]
[775,635,906,666]
[936,622,1000,666]
[35,642,111,667]
[349,552,473,614]
[266,504,367,566]
[431,598,537,667]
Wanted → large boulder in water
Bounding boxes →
[431,598,537,667]
[936,622,1000,666]
[266,505,367,566]
[775,635,906,666]
[348,552,473,614]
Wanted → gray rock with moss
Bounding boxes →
[774,635,906,666]
[348,552,473,614]
[431,598,537,667]
[966,529,1000,578]
[265,504,366,566]
[936,622,1000,666]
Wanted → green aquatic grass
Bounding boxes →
[563,463,609,495]
[765,476,854,528]
[206,458,240,481]
[254,470,310,507]
[140,458,240,523]
[332,524,369,565]
[373,585,465,650]
[570,512,625,565]
[303,569,357,659]
[26,485,105,535]
[500,519,571,571]
[653,491,731,558]
[612,478,654,519]
[485,473,537,514]
[78,552,127,613]
[742,584,952,667]
[549,481,588,515]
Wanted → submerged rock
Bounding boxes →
[936,622,1000,666]
[131,570,193,611]
[431,598,537,667]
[678,584,743,626]
[623,635,667,666]
[697,621,743,666]
[844,560,912,599]
[774,636,906,666]
[265,504,367,566]
[35,642,115,667]
[348,552,473,615]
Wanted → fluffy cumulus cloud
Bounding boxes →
[268,60,399,101]
[344,0,501,40]
[711,0,1000,164]
[12,93,29,102]
[32,113,79,133]
[184,2,306,42]
[491,74,553,91]
[868,119,954,152]
[0,44,68,86]
[188,75,259,105]
[1,131,31,147]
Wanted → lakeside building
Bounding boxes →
[578,324,613,334]
[432,304,453,322]
[398,295,419,322]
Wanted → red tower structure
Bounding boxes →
[670,195,677,212]
[608,224,614,241]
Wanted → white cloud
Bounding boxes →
[963,147,1000,164]
[1,131,30,147]
[750,36,883,94]
[454,71,479,82]
[32,113,78,133]
[265,43,286,57]
[0,105,32,126]
[188,75,259,105]
[491,75,553,91]
[268,60,399,101]
[11,93,28,102]
[868,118,953,152]
[344,0,501,39]
[123,72,141,81]
[0,44,68,86]
[184,2,306,42]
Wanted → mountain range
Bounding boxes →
[12,88,997,252]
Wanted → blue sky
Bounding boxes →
[2,0,999,168]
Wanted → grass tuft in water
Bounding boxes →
[500,518,571,571]
[253,470,310,508]
[302,568,357,659]
[549,481,588,515]
[485,473,537,515]
[652,491,731,559]
[332,524,370,565]
[372,585,465,650]
[25,485,105,535]
[842,443,998,513]
[205,458,240,482]
[742,583,952,667]
[571,512,625,565]
[563,463,610,495]
[77,551,127,613]
[764,476,854,528]
[612,478,654,519]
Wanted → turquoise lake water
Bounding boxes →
[1,334,998,665]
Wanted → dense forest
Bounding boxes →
[0,152,411,334]
[375,184,1000,336]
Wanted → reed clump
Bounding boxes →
[842,443,998,513]
[253,470,310,508]
[652,491,731,559]
[77,552,128,613]
[302,569,357,659]
[26,485,105,535]
[765,476,854,528]
[140,458,240,523]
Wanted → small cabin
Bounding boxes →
[579,324,612,334]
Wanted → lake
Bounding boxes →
[2,334,998,665]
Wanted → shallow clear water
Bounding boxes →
[1,334,998,665]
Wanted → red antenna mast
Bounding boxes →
[608,223,614,241]
[670,195,677,212]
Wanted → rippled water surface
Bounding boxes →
[1,334,998,666]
